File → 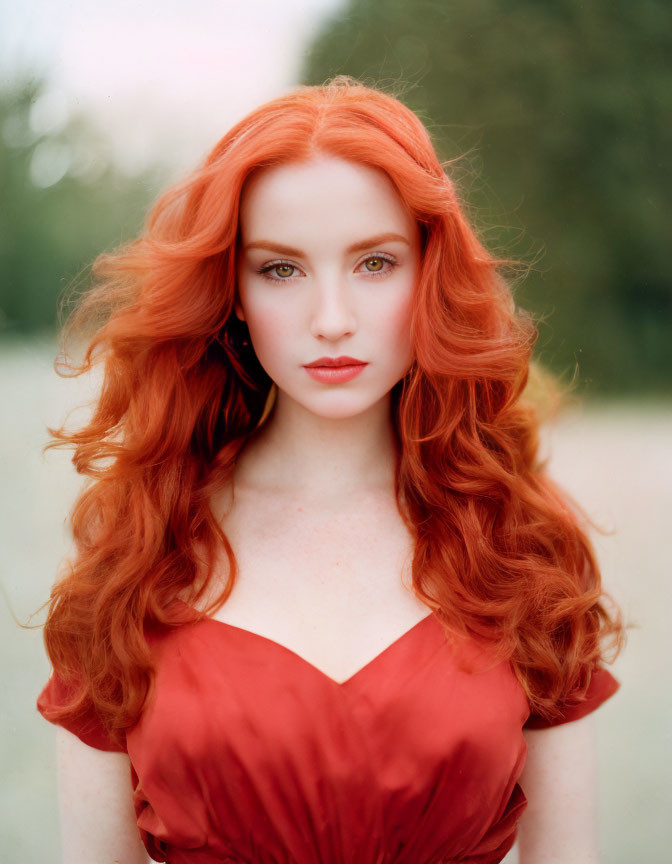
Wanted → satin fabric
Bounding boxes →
[37,603,620,863]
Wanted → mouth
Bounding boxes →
[303,358,368,384]
[303,356,366,368]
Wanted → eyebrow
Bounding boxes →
[243,232,411,257]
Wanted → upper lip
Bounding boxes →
[304,356,366,368]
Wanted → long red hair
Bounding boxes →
[33,75,625,749]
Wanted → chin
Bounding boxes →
[301,390,391,419]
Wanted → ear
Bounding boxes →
[234,300,245,322]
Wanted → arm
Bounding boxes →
[56,726,152,864]
[517,712,601,864]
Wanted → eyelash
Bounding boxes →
[256,254,398,283]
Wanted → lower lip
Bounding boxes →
[304,363,368,383]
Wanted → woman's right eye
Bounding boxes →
[256,261,301,282]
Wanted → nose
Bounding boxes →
[309,277,358,341]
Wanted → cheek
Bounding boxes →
[244,303,295,365]
[378,290,414,355]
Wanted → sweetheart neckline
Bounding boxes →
[174,599,436,687]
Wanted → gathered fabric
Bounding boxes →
[37,602,620,864]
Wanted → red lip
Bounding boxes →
[304,356,365,368]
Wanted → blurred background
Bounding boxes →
[1,0,669,862]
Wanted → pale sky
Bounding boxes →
[0,0,345,179]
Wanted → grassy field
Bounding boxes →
[1,336,670,863]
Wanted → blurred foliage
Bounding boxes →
[300,0,671,395]
[0,75,166,337]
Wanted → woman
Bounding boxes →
[36,75,626,863]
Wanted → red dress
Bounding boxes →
[37,601,620,864]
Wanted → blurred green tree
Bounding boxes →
[0,75,166,336]
[300,0,671,395]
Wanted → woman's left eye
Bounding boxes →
[358,255,397,277]
[257,254,398,283]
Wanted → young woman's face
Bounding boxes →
[235,154,422,420]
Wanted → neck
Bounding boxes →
[234,389,399,499]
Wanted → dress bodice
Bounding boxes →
[37,604,620,863]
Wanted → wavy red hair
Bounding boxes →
[32,75,625,749]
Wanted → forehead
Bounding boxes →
[238,155,417,244]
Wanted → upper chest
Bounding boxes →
[222,483,413,576]
[187,483,431,683]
